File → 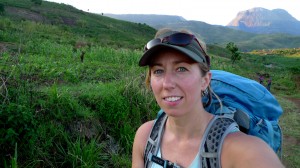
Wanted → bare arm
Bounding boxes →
[132,120,154,168]
[222,132,284,168]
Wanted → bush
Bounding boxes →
[0,103,37,164]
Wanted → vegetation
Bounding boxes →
[0,0,155,50]
[250,48,300,56]
[226,42,241,64]
[0,0,299,167]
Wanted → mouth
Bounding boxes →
[164,96,182,102]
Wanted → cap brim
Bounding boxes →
[139,43,205,66]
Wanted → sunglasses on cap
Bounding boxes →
[144,32,210,66]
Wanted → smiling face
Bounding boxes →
[150,49,209,117]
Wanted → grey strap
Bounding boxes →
[144,113,238,168]
[200,116,238,168]
[144,112,168,168]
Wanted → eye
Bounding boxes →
[177,67,187,72]
[153,69,164,75]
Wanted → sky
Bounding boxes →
[46,0,300,26]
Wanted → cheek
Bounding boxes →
[150,77,161,94]
[150,79,164,104]
[183,78,202,96]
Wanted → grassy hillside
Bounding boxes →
[0,0,299,167]
[0,0,156,50]
[238,34,300,51]
[160,21,300,51]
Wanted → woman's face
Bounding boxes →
[150,50,209,117]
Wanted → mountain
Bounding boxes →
[105,14,186,27]
[105,13,300,51]
[227,7,300,35]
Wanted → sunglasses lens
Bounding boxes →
[165,33,193,46]
[145,38,161,51]
[145,33,194,51]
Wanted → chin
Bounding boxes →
[164,109,185,117]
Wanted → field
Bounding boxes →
[1,39,300,167]
[1,0,300,167]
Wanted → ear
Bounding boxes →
[201,71,211,90]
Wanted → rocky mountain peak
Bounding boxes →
[226,7,300,35]
[227,7,297,27]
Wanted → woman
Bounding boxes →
[132,28,284,168]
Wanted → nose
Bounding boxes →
[162,71,176,90]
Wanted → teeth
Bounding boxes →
[165,96,181,102]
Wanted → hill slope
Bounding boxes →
[106,14,300,51]
[0,0,156,50]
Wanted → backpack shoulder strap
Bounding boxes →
[200,115,239,168]
[144,111,168,168]
[144,113,239,168]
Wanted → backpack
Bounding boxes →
[144,70,283,168]
[206,70,283,153]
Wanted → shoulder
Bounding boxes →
[221,132,284,168]
[134,120,155,146]
[132,120,155,168]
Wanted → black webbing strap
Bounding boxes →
[151,155,181,168]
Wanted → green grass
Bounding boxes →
[0,0,156,50]
[277,97,300,168]
[0,41,158,167]
[0,0,299,167]
[2,41,299,167]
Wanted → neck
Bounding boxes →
[166,109,213,140]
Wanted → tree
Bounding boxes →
[226,42,241,64]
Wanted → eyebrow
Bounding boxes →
[151,60,190,67]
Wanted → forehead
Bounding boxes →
[150,49,195,65]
